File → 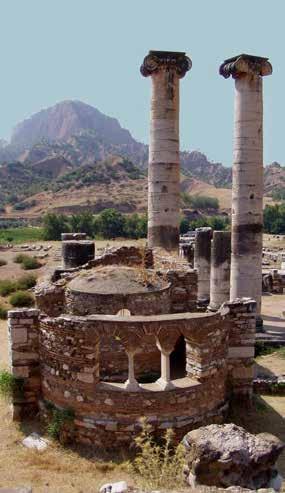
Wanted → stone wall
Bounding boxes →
[65,284,171,316]
[166,269,197,313]
[38,311,228,447]
[220,298,256,401]
[8,309,41,420]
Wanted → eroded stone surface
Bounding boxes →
[183,423,284,490]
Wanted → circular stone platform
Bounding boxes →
[66,266,171,316]
[68,265,167,294]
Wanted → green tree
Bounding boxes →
[180,217,190,234]
[70,212,94,237]
[98,209,125,239]
[43,213,70,240]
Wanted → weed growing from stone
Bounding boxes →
[47,407,75,441]
[131,418,185,490]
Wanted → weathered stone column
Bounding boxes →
[209,231,231,311]
[62,240,95,268]
[124,349,140,391]
[141,51,192,251]
[220,55,272,320]
[194,227,212,305]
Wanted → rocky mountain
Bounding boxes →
[0,100,283,217]
[11,100,136,148]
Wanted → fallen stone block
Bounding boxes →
[182,423,284,491]
[22,432,49,451]
[99,481,128,493]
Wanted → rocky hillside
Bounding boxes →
[0,100,283,217]
[11,100,136,147]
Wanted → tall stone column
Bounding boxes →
[209,231,231,311]
[141,51,192,251]
[194,227,212,305]
[219,55,272,319]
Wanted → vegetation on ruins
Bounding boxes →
[9,290,34,307]
[46,404,75,441]
[131,419,185,490]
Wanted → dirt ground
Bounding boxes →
[0,238,284,492]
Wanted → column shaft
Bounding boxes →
[141,50,191,251]
[231,74,263,314]
[209,231,231,311]
[194,227,212,304]
[148,70,180,250]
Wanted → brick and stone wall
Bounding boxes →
[220,298,256,401]
[38,311,228,447]
[65,284,171,316]
[8,309,41,420]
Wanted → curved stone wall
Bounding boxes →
[65,284,171,316]
[39,311,228,447]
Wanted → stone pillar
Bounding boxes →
[141,50,192,251]
[8,309,41,420]
[194,227,212,305]
[209,231,231,311]
[157,349,173,390]
[62,240,95,268]
[220,298,256,402]
[220,55,272,320]
[124,349,140,391]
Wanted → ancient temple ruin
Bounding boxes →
[7,51,272,449]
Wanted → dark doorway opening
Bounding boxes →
[170,335,186,379]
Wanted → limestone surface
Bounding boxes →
[183,423,284,490]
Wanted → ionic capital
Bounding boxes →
[219,54,272,79]
[140,50,192,79]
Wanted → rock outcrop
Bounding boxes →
[183,423,284,491]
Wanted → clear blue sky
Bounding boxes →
[0,0,282,166]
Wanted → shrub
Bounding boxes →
[0,306,8,320]
[0,370,24,400]
[131,418,185,490]
[0,259,7,266]
[14,254,29,264]
[16,274,37,290]
[21,257,41,270]
[47,407,75,440]
[9,291,34,307]
[0,280,17,296]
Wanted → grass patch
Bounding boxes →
[14,254,41,270]
[255,341,280,357]
[16,274,37,290]
[0,306,8,320]
[0,259,7,266]
[14,253,29,264]
[0,280,17,296]
[9,291,34,307]
[0,227,44,245]
[0,370,24,400]
[21,257,41,270]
